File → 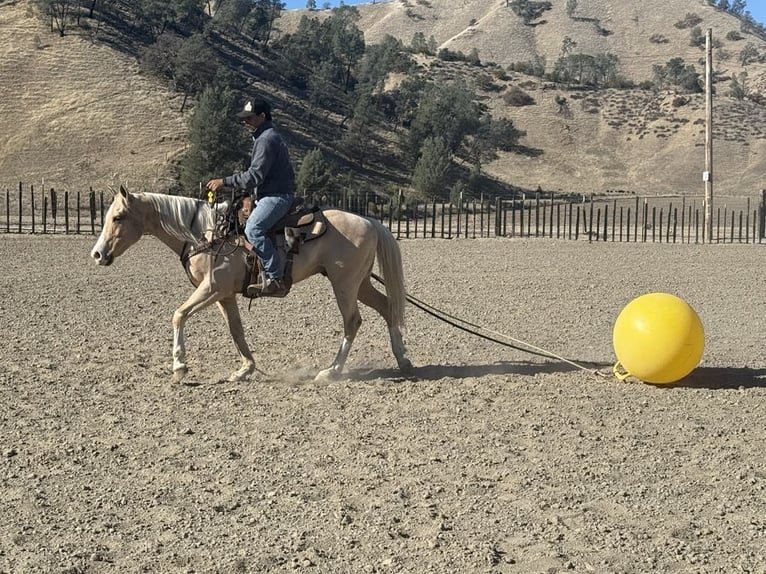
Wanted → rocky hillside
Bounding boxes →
[1,0,765,196]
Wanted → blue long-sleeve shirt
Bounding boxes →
[224,121,295,199]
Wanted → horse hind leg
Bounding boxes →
[315,285,363,381]
[357,278,412,373]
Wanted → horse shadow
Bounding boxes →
[347,363,766,389]
[347,359,590,383]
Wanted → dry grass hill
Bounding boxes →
[1,0,765,197]
[0,0,188,192]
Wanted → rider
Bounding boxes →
[206,97,296,298]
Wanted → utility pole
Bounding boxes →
[704,28,713,243]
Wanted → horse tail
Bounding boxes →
[372,219,406,330]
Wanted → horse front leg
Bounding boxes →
[216,297,256,382]
[172,281,222,384]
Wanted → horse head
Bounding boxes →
[90,186,146,266]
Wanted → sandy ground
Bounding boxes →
[1,235,765,574]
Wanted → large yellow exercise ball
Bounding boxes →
[612,293,704,384]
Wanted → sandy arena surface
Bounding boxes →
[1,235,765,574]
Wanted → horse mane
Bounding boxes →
[140,192,223,242]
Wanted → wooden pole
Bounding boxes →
[704,28,714,243]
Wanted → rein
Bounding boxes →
[179,197,247,285]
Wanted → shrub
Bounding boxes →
[503,86,535,106]
[674,13,702,29]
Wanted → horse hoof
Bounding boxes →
[314,367,341,382]
[228,366,254,382]
[172,367,188,384]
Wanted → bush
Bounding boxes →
[503,86,535,106]
[674,13,702,29]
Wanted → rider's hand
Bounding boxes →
[206,178,225,192]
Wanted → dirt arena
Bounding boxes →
[1,235,765,574]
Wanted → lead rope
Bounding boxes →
[371,273,609,381]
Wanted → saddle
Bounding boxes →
[239,196,328,298]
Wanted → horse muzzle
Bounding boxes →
[91,248,113,266]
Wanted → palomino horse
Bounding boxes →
[90,187,411,383]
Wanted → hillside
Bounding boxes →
[0,0,188,192]
[283,0,766,195]
[1,0,765,197]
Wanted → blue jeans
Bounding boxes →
[244,194,294,280]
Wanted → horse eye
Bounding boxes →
[113,215,122,223]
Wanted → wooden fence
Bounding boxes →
[2,182,765,244]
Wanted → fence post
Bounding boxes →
[18,182,22,233]
[575,204,580,240]
[31,185,36,234]
[75,191,80,233]
[51,188,58,234]
[101,190,106,228]
[64,191,70,234]
[760,190,766,242]
[535,192,540,237]
[642,200,648,242]
[5,188,9,233]
[87,190,94,234]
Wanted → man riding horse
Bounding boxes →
[206,97,295,298]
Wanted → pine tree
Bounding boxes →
[411,136,451,200]
[296,148,334,198]
[179,74,248,194]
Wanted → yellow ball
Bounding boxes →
[612,293,704,384]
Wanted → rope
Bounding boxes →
[371,272,608,380]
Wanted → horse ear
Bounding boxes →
[119,185,131,202]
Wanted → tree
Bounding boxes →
[326,5,366,92]
[140,33,219,111]
[652,64,668,89]
[730,0,746,16]
[296,148,334,197]
[405,80,482,164]
[357,35,412,91]
[729,71,749,100]
[740,43,759,65]
[130,0,207,38]
[306,60,335,125]
[180,74,249,193]
[341,91,377,165]
[410,31,430,54]
[689,26,705,47]
[411,136,451,199]
[560,36,577,57]
[33,0,74,36]
[306,0,316,9]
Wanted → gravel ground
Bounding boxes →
[1,235,765,574]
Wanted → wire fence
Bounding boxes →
[2,182,765,244]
